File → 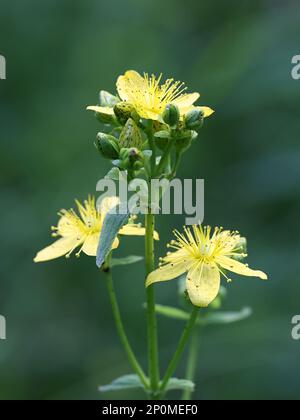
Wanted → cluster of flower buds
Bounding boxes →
[118,147,144,171]
[88,71,214,181]
[152,104,205,155]
[94,100,146,173]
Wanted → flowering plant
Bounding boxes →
[35,70,267,400]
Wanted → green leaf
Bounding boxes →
[154,304,190,321]
[99,374,144,393]
[112,159,122,167]
[105,167,127,181]
[105,167,120,180]
[96,204,130,267]
[111,255,143,267]
[142,150,152,159]
[165,378,195,393]
[154,130,170,139]
[201,307,252,325]
[99,90,120,107]
[119,118,144,149]
[154,304,252,326]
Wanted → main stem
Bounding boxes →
[159,307,199,396]
[182,329,199,400]
[145,213,160,397]
[104,264,149,389]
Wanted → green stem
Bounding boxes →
[155,138,173,177]
[159,307,199,396]
[147,122,156,174]
[182,329,199,400]
[145,213,160,398]
[167,150,183,180]
[104,263,149,389]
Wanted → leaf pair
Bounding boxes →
[99,374,194,394]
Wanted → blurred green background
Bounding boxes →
[1,0,300,400]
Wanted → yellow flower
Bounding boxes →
[146,226,267,308]
[34,196,157,263]
[87,70,214,122]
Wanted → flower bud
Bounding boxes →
[154,130,170,151]
[114,102,137,125]
[184,108,204,130]
[175,131,193,153]
[162,104,180,128]
[119,147,144,170]
[95,133,120,160]
[119,118,144,149]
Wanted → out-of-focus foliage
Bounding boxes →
[0,0,299,400]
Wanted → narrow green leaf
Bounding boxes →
[111,255,144,267]
[165,378,195,392]
[154,304,190,321]
[96,203,130,267]
[99,374,144,393]
[201,307,253,325]
[154,304,252,326]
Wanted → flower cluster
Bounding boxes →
[35,69,267,308]
[34,69,268,400]
[86,70,214,178]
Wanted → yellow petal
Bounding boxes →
[112,237,120,250]
[216,256,268,280]
[119,225,159,240]
[82,232,119,256]
[186,262,221,308]
[197,106,215,118]
[86,106,114,115]
[146,262,187,287]
[34,236,83,263]
[99,196,120,219]
[116,70,145,101]
[140,109,161,121]
[82,233,100,256]
[172,93,200,110]
[57,214,84,237]
[162,248,191,264]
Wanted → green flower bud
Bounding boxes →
[119,147,130,161]
[175,131,193,153]
[119,147,144,170]
[114,102,137,125]
[162,103,180,128]
[154,130,170,151]
[95,133,120,160]
[119,118,144,149]
[184,108,204,130]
